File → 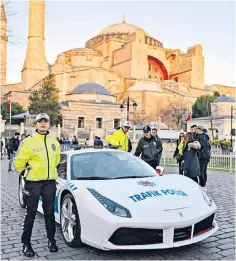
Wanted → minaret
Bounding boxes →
[0,1,7,85]
[21,0,49,90]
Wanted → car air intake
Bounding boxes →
[193,213,215,236]
[109,228,163,245]
[173,226,192,242]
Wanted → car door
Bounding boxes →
[55,153,68,222]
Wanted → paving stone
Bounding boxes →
[217,243,235,250]
[219,254,236,260]
[219,249,236,257]
[199,247,220,254]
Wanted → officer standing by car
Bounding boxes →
[134,126,160,169]
[14,113,60,257]
[106,121,131,152]
[151,128,163,166]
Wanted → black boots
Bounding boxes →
[48,239,58,252]
[23,243,35,257]
[22,240,58,256]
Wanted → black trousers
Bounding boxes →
[22,180,56,244]
[199,158,210,187]
[146,160,158,169]
[178,160,184,175]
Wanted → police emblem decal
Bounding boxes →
[52,144,56,151]
[137,180,156,187]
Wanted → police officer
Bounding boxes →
[106,121,131,151]
[14,113,60,257]
[135,126,160,169]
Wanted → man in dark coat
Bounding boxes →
[196,126,211,187]
[135,126,160,169]
[151,128,163,166]
[8,132,20,171]
[190,125,198,140]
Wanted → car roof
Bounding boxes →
[61,148,127,156]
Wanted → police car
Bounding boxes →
[18,148,218,250]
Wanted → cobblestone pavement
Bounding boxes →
[1,159,235,260]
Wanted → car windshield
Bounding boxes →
[70,151,157,180]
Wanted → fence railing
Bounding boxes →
[161,152,235,173]
[60,145,236,172]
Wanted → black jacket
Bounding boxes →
[8,138,20,154]
[182,141,201,178]
[153,135,163,154]
[128,139,132,152]
[197,133,211,160]
[135,135,160,162]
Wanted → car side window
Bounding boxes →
[57,154,67,180]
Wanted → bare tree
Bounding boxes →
[157,99,188,130]
[130,111,152,128]
[1,0,18,45]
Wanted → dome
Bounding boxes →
[127,83,163,92]
[98,21,149,36]
[213,95,235,103]
[71,82,111,95]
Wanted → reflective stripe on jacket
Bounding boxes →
[106,128,129,152]
[14,132,60,181]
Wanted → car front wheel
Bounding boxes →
[60,193,82,247]
[18,176,26,208]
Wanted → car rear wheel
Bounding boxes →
[18,176,26,208]
[60,193,82,247]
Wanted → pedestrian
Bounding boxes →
[94,136,103,146]
[14,113,60,257]
[173,132,185,174]
[151,128,163,166]
[72,135,79,146]
[134,126,160,169]
[8,132,20,171]
[0,138,3,160]
[21,133,26,141]
[106,121,131,151]
[181,132,201,183]
[190,125,198,140]
[196,126,211,188]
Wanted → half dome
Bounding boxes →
[71,82,111,96]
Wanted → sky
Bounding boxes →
[4,0,236,86]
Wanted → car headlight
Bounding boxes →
[88,188,131,218]
[200,187,213,206]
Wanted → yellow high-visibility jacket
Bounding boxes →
[14,132,60,181]
[106,128,129,152]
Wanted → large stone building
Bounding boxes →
[1,0,235,136]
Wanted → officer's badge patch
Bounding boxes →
[52,144,56,151]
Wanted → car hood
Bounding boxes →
[72,175,215,223]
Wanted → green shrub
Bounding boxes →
[210,140,220,146]
[219,140,231,150]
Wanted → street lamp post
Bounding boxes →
[230,105,235,152]
[119,96,138,121]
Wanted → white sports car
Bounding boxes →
[18,149,218,250]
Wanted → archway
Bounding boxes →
[147,56,168,80]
